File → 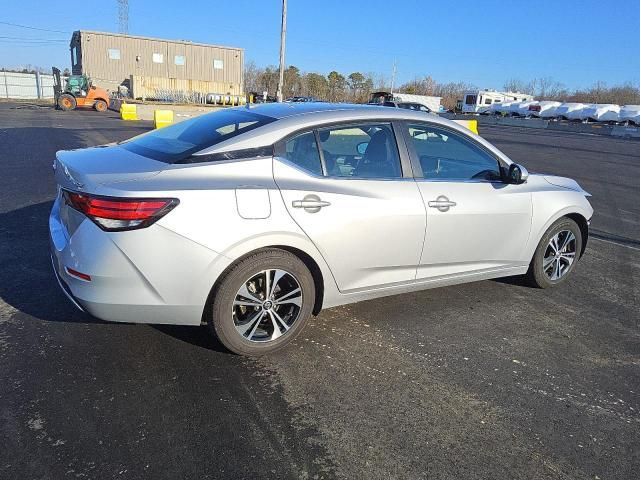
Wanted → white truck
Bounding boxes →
[368,91,442,113]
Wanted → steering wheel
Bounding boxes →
[471,169,497,180]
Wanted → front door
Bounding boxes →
[402,122,532,279]
[274,123,426,292]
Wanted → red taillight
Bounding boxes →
[63,190,178,231]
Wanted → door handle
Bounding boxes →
[428,195,456,212]
[292,194,330,213]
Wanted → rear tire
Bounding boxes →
[58,94,76,111]
[526,218,582,288]
[209,249,315,356]
[94,99,108,112]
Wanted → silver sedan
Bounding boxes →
[50,103,593,355]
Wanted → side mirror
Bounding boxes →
[356,142,368,155]
[508,163,529,184]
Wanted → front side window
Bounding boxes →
[152,53,163,63]
[318,124,401,179]
[406,124,502,182]
[108,48,120,60]
[485,98,492,105]
[283,132,323,176]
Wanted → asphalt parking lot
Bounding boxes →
[0,102,638,480]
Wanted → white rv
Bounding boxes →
[462,90,534,113]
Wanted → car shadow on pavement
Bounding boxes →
[0,201,102,324]
[151,324,230,353]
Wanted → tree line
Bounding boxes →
[503,78,640,105]
[245,61,640,108]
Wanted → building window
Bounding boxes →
[213,59,224,70]
[152,53,164,64]
[108,48,121,60]
[71,47,78,66]
[174,55,185,66]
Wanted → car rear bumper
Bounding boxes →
[49,194,214,326]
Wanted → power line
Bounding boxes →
[0,21,70,35]
[0,36,67,42]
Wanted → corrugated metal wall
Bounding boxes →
[130,75,243,99]
[71,31,243,94]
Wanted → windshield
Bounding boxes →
[120,109,276,163]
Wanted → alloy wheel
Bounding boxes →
[232,269,303,342]
[542,230,576,281]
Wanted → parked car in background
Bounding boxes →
[50,103,593,356]
[381,101,434,113]
[248,91,277,103]
[286,96,320,102]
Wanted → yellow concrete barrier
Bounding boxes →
[154,109,174,129]
[120,103,138,121]
[452,119,479,134]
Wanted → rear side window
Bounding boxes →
[120,110,276,163]
[283,132,323,176]
[318,124,402,179]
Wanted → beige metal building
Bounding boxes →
[69,30,244,98]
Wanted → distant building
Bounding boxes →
[69,30,244,99]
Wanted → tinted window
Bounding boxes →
[465,95,477,105]
[318,124,401,179]
[121,110,276,163]
[407,124,502,181]
[283,132,323,176]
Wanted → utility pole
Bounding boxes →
[276,0,287,102]
[118,0,129,34]
[390,59,397,95]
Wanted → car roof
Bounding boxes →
[196,103,513,165]
[244,102,385,119]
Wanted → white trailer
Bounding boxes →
[620,105,640,125]
[462,89,534,113]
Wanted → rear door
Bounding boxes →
[401,122,532,279]
[274,122,426,292]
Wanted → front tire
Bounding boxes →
[209,249,315,356]
[58,94,76,111]
[94,99,108,112]
[526,218,582,288]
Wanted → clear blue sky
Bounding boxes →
[1,0,638,90]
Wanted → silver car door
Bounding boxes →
[402,122,532,279]
[273,123,426,292]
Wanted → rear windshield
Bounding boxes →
[120,109,276,163]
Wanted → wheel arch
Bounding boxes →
[200,245,329,325]
[564,212,589,257]
[526,202,592,262]
[271,245,325,315]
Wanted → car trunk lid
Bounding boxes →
[54,145,166,192]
